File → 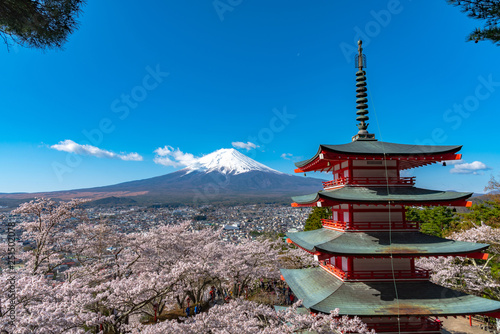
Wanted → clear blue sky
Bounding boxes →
[1,0,499,194]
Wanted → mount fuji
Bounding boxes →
[184,148,283,176]
[0,149,324,206]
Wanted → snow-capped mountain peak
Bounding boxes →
[184,148,283,175]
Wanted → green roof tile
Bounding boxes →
[287,228,489,256]
[295,141,461,168]
[281,268,343,308]
[292,186,472,205]
[281,267,500,316]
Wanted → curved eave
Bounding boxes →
[291,187,473,207]
[295,142,462,173]
[286,228,489,256]
[281,267,500,317]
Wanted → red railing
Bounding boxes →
[347,268,430,280]
[322,178,347,188]
[368,318,441,332]
[321,219,420,231]
[321,219,347,230]
[322,176,415,188]
[320,263,346,279]
[320,263,430,281]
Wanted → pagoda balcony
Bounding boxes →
[319,263,430,281]
[321,219,420,231]
[322,176,415,189]
[320,262,347,279]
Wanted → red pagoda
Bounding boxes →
[281,41,500,333]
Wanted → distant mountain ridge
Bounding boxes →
[0,149,324,206]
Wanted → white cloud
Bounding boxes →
[450,161,491,175]
[120,152,143,161]
[51,140,143,161]
[231,141,259,151]
[153,146,197,167]
[444,159,464,165]
[281,153,293,160]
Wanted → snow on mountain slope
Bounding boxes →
[184,148,283,175]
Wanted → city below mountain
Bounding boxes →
[0,149,324,206]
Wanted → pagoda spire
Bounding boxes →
[352,40,376,141]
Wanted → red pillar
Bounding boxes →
[153,302,159,322]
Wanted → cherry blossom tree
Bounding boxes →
[278,244,317,270]
[127,299,374,334]
[0,198,101,333]
[11,198,90,276]
[219,238,280,298]
[417,223,500,300]
[1,198,367,333]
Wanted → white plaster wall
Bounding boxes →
[342,257,348,271]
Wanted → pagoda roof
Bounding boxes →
[296,142,461,167]
[281,267,500,316]
[291,186,472,207]
[287,228,488,256]
[294,141,462,172]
